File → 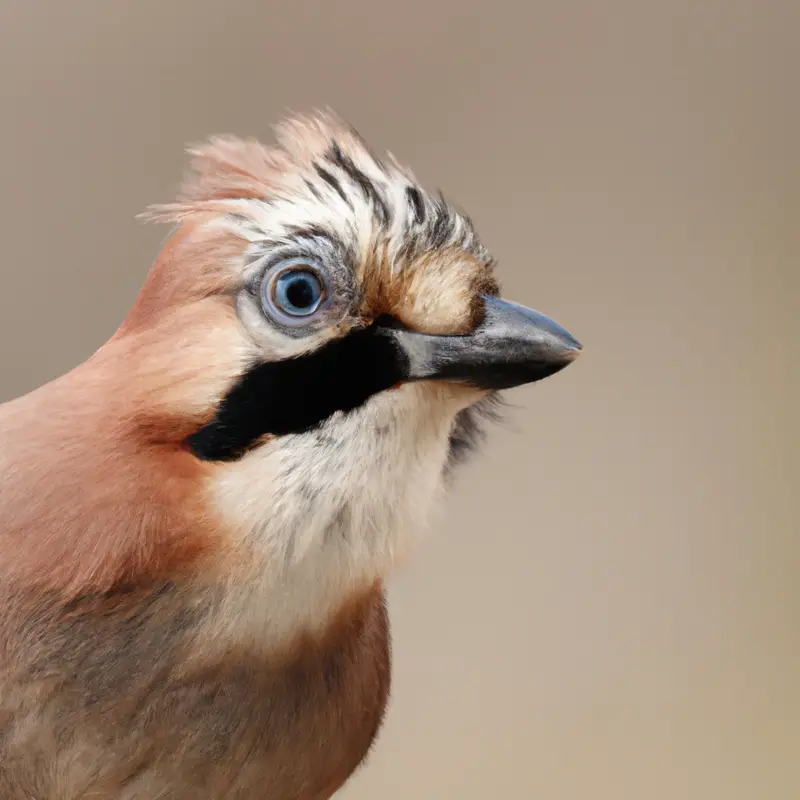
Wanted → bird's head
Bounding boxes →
[61,112,580,635]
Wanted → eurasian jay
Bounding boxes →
[0,111,581,799]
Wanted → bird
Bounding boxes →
[0,111,581,799]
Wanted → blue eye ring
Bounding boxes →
[261,261,328,326]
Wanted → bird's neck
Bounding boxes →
[201,383,460,649]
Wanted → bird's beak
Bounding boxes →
[382,295,582,390]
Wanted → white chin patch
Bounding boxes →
[208,382,466,640]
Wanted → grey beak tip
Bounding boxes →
[561,335,584,359]
[542,335,583,373]
[562,342,583,361]
[483,295,582,365]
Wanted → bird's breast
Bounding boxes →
[0,581,391,799]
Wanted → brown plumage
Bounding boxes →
[0,111,581,798]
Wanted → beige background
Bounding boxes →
[0,0,798,797]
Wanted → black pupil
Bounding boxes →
[286,274,317,310]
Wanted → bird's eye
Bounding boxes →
[274,269,324,316]
[261,261,328,327]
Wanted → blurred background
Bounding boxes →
[0,0,797,797]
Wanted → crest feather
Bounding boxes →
[141,110,376,224]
